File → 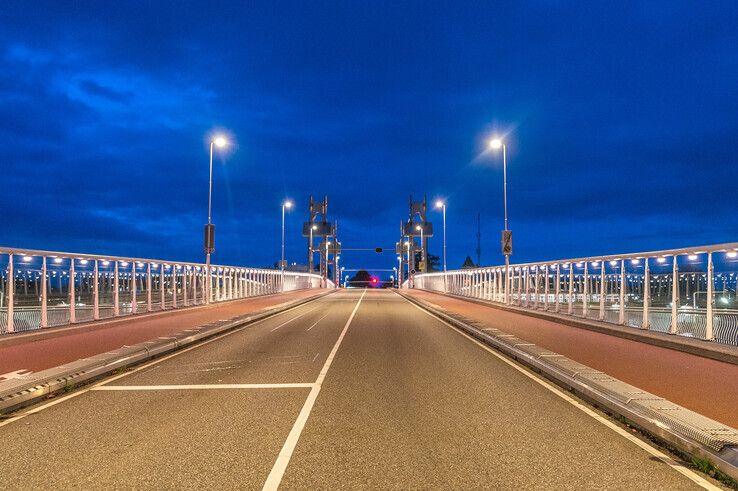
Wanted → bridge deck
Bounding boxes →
[0,290,713,489]
[405,289,738,430]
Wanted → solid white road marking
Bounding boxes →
[0,296,328,429]
[306,313,330,331]
[262,289,366,491]
[270,306,320,332]
[92,383,314,391]
[401,295,721,491]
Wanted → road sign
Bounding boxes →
[501,230,513,256]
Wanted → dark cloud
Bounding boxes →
[1,1,737,273]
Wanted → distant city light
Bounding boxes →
[727,251,738,258]
[609,260,618,266]
[657,257,666,263]
[22,256,32,262]
[54,257,63,264]
[688,254,698,260]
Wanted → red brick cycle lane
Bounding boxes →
[0,290,323,379]
[406,289,738,430]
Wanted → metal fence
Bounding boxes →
[0,246,327,334]
[412,242,738,346]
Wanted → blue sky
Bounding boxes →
[1,1,737,273]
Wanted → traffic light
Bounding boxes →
[370,277,378,285]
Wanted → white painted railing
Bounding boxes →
[412,242,738,346]
[0,246,326,334]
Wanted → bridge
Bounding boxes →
[1,241,737,489]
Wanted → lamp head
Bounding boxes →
[213,136,227,148]
[489,138,503,150]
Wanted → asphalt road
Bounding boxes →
[0,290,718,490]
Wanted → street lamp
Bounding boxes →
[308,224,317,275]
[415,225,425,273]
[281,200,293,292]
[435,200,447,291]
[205,134,228,304]
[489,136,511,304]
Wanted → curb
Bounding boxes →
[0,290,334,414]
[399,291,738,482]
[412,289,738,366]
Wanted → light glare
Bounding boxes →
[489,138,503,149]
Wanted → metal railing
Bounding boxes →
[411,242,738,346]
[0,246,327,334]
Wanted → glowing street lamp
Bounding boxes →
[281,200,293,292]
[205,134,229,304]
[489,136,511,304]
[416,225,425,272]
[308,224,318,274]
[435,200,447,291]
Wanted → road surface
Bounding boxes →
[405,289,738,430]
[0,290,717,489]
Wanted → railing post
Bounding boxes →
[172,267,178,309]
[41,256,48,327]
[582,262,588,318]
[642,258,650,330]
[147,263,152,312]
[7,254,14,333]
[69,258,76,323]
[215,268,221,301]
[532,267,538,309]
[544,265,549,311]
[131,263,137,314]
[706,252,714,341]
[160,266,165,310]
[567,263,574,315]
[599,261,605,320]
[492,269,497,301]
[182,266,188,306]
[671,256,678,334]
[93,259,99,320]
[114,261,120,316]
[619,259,626,325]
[555,264,561,313]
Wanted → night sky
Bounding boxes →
[2,1,737,274]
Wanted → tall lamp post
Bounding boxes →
[281,200,293,292]
[205,135,228,304]
[489,137,511,305]
[415,225,425,273]
[435,200,447,291]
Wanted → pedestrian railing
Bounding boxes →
[0,246,325,334]
[411,242,738,346]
